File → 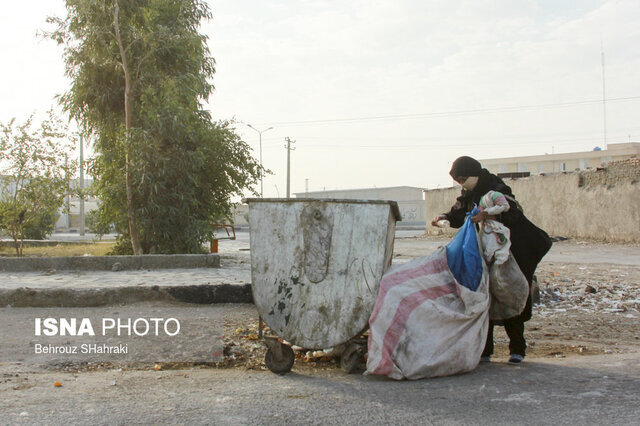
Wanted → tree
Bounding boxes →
[47,0,261,254]
[0,111,76,256]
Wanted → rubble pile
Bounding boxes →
[221,318,340,370]
[536,264,640,317]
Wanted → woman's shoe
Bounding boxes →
[508,354,524,364]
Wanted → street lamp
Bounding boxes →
[246,124,273,197]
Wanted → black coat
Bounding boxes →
[443,169,552,322]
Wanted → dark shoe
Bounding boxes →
[480,356,491,363]
[508,354,524,364]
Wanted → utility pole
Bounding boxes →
[601,37,607,150]
[305,178,309,197]
[79,134,85,236]
[65,154,70,231]
[284,137,296,198]
[246,124,273,197]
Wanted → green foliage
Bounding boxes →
[0,111,76,255]
[22,209,59,240]
[85,207,113,240]
[47,0,261,254]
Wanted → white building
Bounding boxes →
[480,142,640,176]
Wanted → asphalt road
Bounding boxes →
[1,353,639,425]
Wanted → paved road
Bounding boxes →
[1,351,639,425]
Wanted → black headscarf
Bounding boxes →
[449,156,482,179]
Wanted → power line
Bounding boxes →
[253,96,640,127]
[257,130,638,150]
[298,138,627,150]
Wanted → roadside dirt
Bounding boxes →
[215,236,640,371]
[220,259,640,370]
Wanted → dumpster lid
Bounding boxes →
[243,198,402,221]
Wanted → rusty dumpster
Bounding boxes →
[245,198,401,373]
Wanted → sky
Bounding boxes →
[1,0,639,197]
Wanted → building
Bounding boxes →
[0,175,98,234]
[479,142,640,175]
[294,186,426,226]
[50,178,99,232]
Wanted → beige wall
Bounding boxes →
[396,201,426,225]
[295,186,426,225]
[232,204,249,226]
[296,186,425,202]
[425,160,640,242]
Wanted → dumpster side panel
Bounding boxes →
[248,200,396,348]
[383,209,397,272]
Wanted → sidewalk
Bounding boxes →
[0,253,251,307]
[1,235,639,307]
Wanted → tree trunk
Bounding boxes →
[114,0,143,255]
[12,236,20,257]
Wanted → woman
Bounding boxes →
[432,156,552,364]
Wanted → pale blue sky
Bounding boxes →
[1,0,639,196]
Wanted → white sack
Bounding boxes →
[366,246,489,380]
[480,219,529,321]
[488,255,529,320]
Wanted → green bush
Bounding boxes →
[86,208,113,239]
[22,210,59,240]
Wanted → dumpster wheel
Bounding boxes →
[341,342,365,374]
[264,339,295,375]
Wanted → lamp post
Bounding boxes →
[246,124,273,197]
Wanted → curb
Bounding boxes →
[0,254,220,272]
[0,283,253,307]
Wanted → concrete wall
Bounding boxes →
[295,186,426,226]
[424,187,460,236]
[296,186,425,201]
[232,204,249,226]
[396,201,426,226]
[425,159,640,242]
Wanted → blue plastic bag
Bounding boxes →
[445,207,483,291]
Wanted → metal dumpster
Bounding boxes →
[245,198,401,373]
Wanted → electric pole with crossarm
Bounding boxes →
[285,137,295,198]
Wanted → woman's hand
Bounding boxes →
[470,210,489,223]
[431,215,446,227]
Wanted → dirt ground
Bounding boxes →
[524,261,640,358]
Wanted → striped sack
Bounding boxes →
[365,246,489,380]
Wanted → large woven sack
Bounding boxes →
[366,245,489,380]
